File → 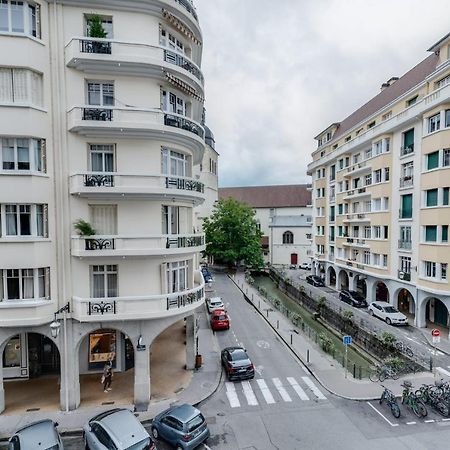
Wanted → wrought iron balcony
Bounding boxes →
[82,107,113,121]
[85,238,115,251]
[174,0,198,20]
[164,113,204,138]
[399,175,413,188]
[400,144,414,156]
[164,49,203,83]
[166,176,204,193]
[166,235,205,248]
[80,39,111,54]
[84,174,114,187]
[398,240,412,250]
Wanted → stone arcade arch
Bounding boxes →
[395,288,415,317]
[338,270,349,290]
[327,266,337,288]
[354,275,367,298]
[425,297,449,328]
[374,281,389,302]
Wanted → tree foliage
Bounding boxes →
[87,15,107,38]
[203,198,264,268]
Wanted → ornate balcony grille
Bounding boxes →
[398,240,412,250]
[400,176,413,188]
[167,287,204,310]
[164,114,204,138]
[85,238,115,250]
[164,50,203,83]
[166,176,204,193]
[83,174,115,187]
[400,144,414,156]
[80,39,112,54]
[166,235,205,248]
[83,108,113,121]
[88,300,117,315]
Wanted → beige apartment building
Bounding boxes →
[308,32,450,331]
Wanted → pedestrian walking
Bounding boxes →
[102,360,113,393]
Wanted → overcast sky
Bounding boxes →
[193,0,450,187]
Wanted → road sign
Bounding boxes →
[432,329,440,337]
[343,335,352,346]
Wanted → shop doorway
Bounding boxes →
[290,253,298,265]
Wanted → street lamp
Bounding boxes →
[49,302,70,412]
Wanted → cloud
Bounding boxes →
[194,0,450,187]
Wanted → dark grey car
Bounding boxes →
[339,290,368,308]
[9,419,64,450]
[221,346,255,381]
[151,404,210,450]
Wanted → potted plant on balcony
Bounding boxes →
[86,15,109,54]
[74,219,96,236]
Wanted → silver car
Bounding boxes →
[84,408,156,450]
[9,419,64,450]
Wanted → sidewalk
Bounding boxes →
[0,309,222,439]
[231,272,444,401]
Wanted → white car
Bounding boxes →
[207,297,224,313]
[368,301,408,326]
[299,262,311,270]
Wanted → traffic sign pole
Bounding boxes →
[342,335,352,379]
[432,329,440,378]
[345,345,348,379]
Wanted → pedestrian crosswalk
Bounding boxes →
[224,376,327,408]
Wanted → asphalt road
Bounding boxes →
[36,271,450,449]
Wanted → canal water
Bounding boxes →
[252,274,373,375]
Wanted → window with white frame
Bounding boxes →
[161,148,190,177]
[372,253,380,266]
[87,81,114,106]
[1,267,49,301]
[1,137,45,172]
[373,140,383,155]
[424,261,437,278]
[442,263,448,280]
[162,90,186,116]
[436,75,450,89]
[91,265,117,298]
[373,226,381,239]
[167,260,189,293]
[428,113,441,133]
[89,144,115,172]
[209,158,217,174]
[1,203,47,237]
[85,14,113,38]
[372,198,382,211]
[373,169,382,183]
[363,201,371,213]
[364,251,370,265]
[0,67,43,106]
[443,149,450,167]
[364,174,372,186]
[0,1,41,38]
[160,27,185,54]
[382,255,388,267]
[384,167,390,181]
[399,256,411,273]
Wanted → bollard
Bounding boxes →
[359,366,362,380]
[266,309,269,318]
[277,320,279,329]
[290,333,293,345]
[246,288,248,294]
[252,293,254,301]
[258,300,260,309]
[307,349,310,363]
[353,363,356,379]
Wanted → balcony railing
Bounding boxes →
[80,39,111,54]
[85,238,115,251]
[82,107,113,121]
[84,174,114,187]
[400,144,414,156]
[166,176,204,193]
[166,235,205,248]
[164,49,203,83]
[399,209,413,219]
[398,240,412,250]
[398,270,411,281]
[399,175,413,188]
[164,113,205,138]
[174,0,198,20]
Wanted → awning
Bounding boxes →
[165,72,204,102]
[162,9,202,45]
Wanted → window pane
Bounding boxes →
[104,152,114,172]
[107,273,117,297]
[2,138,15,170]
[427,151,439,170]
[88,83,101,105]
[0,0,8,32]
[12,68,28,103]
[22,269,34,298]
[17,139,29,170]
[33,139,42,172]
[10,1,24,33]
[0,68,13,102]
[6,205,17,235]
[36,204,43,236]
[442,225,448,242]
[19,205,31,235]
[426,189,438,207]
[102,84,114,106]
[401,194,413,218]
[38,268,45,297]
[425,226,437,242]
[91,152,103,171]
[6,270,20,299]
[444,187,449,206]
[446,110,450,128]
[28,4,36,37]
[404,129,414,147]
[93,272,105,297]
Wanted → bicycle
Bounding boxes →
[402,381,427,418]
[395,341,414,358]
[369,364,400,382]
[415,380,450,417]
[379,385,401,418]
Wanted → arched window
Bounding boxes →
[283,231,294,244]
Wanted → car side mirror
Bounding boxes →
[54,421,59,427]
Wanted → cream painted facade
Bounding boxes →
[308,33,450,333]
[0,0,210,412]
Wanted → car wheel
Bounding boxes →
[84,435,90,450]
[151,426,159,440]
[369,310,374,316]
[386,318,392,325]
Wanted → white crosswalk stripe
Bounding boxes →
[225,382,240,408]
[301,376,327,400]
[272,377,292,402]
[256,379,275,404]
[241,380,258,405]
[437,367,450,377]
[287,377,310,401]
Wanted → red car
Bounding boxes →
[210,309,230,331]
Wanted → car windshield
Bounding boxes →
[230,349,248,361]
[125,437,151,450]
[187,414,205,432]
[383,306,398,313]
[350,292,364,300]
[45,446,59,450]
[215,315,226,320]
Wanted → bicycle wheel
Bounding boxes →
[436,401,450,417]
[390,402,401,419]
[418,400,427,417]
[379,392,386,405]
[369,370,380,382]
[379,371,387,382]
[411,401,422,418]
[406,347,414,358]
[392,370,400,381]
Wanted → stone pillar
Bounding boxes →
[0,343,5,414]
[185,314,196,370]
[415,290,427,328]
[134,344,150,412]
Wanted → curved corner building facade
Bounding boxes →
[308,33,450,332]
[0,0,209,412]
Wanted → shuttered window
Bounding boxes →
[400,194,413,219]
[425,226,437,242]
[426,189,438,207]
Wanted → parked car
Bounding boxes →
[151,403,210,450]
[9,419,64,450]
[221,346,255,381]
[210,309,230,331]
[306,275,325,287]
[299,262,312,270]
[201,267,213,283]
[368,301,408,325]
[339,290,368,308]
[289,264,297,269]
[84,408,155,450]
[206,296,224,313]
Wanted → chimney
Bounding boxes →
[380,76,399,91]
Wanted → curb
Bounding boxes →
[229,275,380,402]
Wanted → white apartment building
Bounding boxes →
[219,185,312,266]
[308,32,450,332]
[0,0,210,413]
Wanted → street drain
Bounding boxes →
[102,401,115,405]
[26,408,40,412]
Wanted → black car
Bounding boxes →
[221,347,254,381]
[339,290,368,308]
[201,268,213,283]
[306,275,325,287]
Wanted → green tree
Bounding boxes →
[87,15,107,38]
[203,198,264,268]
